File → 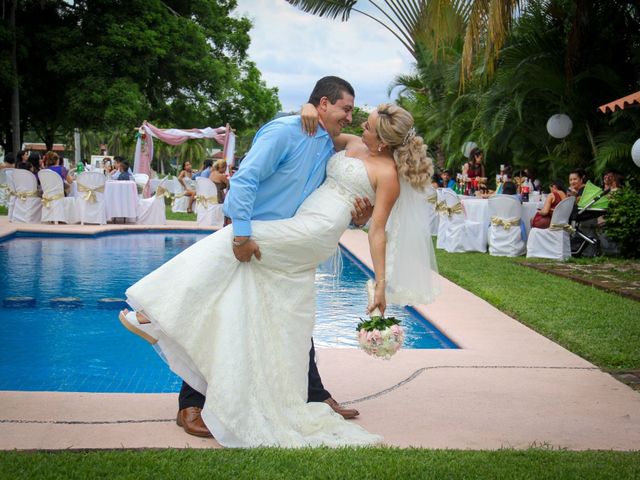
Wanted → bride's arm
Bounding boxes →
[367,167,400,317]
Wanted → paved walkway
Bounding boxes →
[1,221,639,450]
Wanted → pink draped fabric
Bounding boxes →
[133,121,227,197]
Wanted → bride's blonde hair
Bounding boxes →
[375,103,433,189]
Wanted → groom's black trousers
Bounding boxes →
[178,338,332,410]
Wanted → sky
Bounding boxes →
[233,0,415,112]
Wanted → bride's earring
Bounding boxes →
[377,144,382,152]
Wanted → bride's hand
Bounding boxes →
[367,281,386,317]
[300,103,319,136]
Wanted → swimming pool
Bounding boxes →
[0,232,455,392]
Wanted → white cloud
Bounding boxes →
[234,0,415,111]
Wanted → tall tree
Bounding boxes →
[0,0,281,152]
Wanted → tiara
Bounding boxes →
[402,127,416,145]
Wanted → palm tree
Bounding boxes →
[286,0,522,83]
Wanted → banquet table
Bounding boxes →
[72,180,138,221]
[460,197,544,236]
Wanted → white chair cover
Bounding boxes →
[0,168,12,207]
[425,186,439,237]
[38,169,78,224]
[435,188,451,249]
[133,173,150,197]
[4,169,16,219]
[439,189,487,253]
[526,196,576,261]
[487,195,525,257]
[10,169,41,224]
[169,178,190,213]
[137,178,168,225]
[195,177,224,227]
[76,172,107,225]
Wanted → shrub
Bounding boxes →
[605,187,640,258]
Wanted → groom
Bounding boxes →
[176,76,373,437]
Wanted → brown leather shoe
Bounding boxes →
[323,397,359,419]
[176,407,213,438]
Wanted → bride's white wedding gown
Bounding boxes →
[126,151,384,447]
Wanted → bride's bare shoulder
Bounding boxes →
[333,133,362,152]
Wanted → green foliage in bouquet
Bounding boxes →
[356,316,401,332]
[605,187,640,258]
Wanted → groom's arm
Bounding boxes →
[224,122,290,261]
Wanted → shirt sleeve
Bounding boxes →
[224,122,291,236]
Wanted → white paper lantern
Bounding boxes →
[632,138,640,168]
[546,114,573,139]
[461,141,478,158]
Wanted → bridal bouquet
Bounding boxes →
[356,280,405,360]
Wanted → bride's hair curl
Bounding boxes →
[375,103,434,190]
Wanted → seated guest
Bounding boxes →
[44,151,73,185]
[441,169,457,190]
[1,152,16,169]
[178,161,196,213]
[431,172,442,188]
[501,181,521,201]
[27,152,41,175]
[568,168,587,200]
[209,159,229,203]
[17,161,33,172]
[117,161,132,181]
[112,156,133,180]
[603,169,624,193]
[530,179,567,229]
[193,158,214,180]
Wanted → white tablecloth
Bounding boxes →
[72,180,138,220]
[461,198,543,236]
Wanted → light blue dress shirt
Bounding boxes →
[193,167,211,180]
[223,115,335,237]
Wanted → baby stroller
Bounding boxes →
[570,181,610,257]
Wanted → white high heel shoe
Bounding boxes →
[119,310,158,345]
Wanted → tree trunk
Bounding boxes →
[9,0,20,154]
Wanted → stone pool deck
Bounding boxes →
[0,218,639,450]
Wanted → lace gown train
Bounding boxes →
[126,151,383,447]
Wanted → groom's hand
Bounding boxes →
[351,197,373,227]
[233,237,261,262]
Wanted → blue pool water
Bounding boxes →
[0,232,455,393]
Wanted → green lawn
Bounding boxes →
[435,249,640,371]
[1,448,638,479]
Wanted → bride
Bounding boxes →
[120,103,438,448]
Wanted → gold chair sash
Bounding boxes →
[41,192,65,208]
[16,190,39,202]
[435,201,448,213]
[77,184,105,203]
[550,223,575,234]
[426,193,437,205]
[490,216,521,230]
[155,186,172,199]
[170,191,185,207]
[196,194,218,207]
[446,202,463,217]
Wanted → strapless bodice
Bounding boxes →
[322,151,376,204]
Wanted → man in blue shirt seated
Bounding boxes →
[193,158,214,180]
[175,76,373,438]
[116,161,132,181]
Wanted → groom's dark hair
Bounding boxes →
[308,76,354,106]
